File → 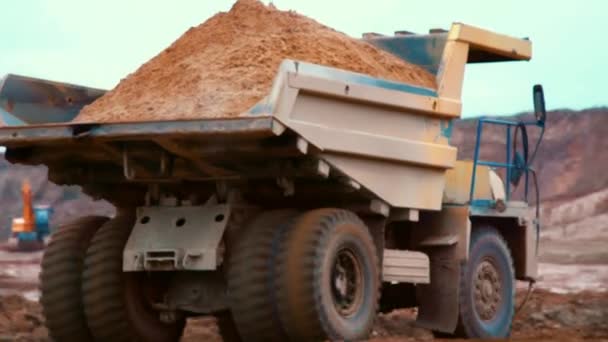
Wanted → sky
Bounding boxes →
[1,0,606,117]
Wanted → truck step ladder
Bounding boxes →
[382,249,430,284]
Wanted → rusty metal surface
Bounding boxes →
[0,74,105,125]
[364,24,531,72]
[415,245,461,333]
[412,206,471,333]
[469,201,529,218]
[0,116,275,145]
[364,32,447,75]
[123,204,231,272]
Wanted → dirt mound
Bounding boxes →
[74,0,436,123]
[511,289,608,340]
[0,295,47,341]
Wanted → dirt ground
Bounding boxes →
[1,289,606,341]
[0,246,606,341]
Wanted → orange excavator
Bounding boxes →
[8,180,52,251]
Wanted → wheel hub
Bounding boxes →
[474,259,502,321]
[331,248,363,317]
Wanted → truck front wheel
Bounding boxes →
[82,214,185,342]
[278,209,380,341]
[455,226,515,338]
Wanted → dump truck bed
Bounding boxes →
[1,63,456,212]
[0,23,532,213]
[1,116,285,181]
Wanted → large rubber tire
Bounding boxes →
[82,214,185,342]
[227,210,297,342]
[278,209,380,341]
[40,216,109,342]
[453,226,516,338]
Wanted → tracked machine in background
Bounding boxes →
[0,23,545,341]
[7,180,52,251]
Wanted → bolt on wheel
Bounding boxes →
[473,258,503,321]
[331,248,364,317]
[277,209,380,341]
[451,226,515,339]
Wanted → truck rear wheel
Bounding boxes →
[40,215,109,342]
[450,226,515,338]
[227,210,297,342]
[82,214,185,342]
[278,209,380,341]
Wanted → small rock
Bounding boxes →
[32,325,48,339]
[530,311,546,322]
[547,308,579,326]
[24,313,42,326]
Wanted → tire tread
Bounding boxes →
[454,226,516,338]
[40,215,109,342]
[227,210,297,342]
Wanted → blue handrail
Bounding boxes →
[469,117,537,203]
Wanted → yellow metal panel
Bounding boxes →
[322,153,446,210]
[436,41,469,100]
[287,73,461,118]
[288,121,457,169]
[443,160,492,204]
[11,218,31,233]
[449,23,532,61]
[287,92,447,143]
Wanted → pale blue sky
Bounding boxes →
[1,0,606,117]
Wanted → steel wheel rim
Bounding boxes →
[330,247,364,317]
[473,257,503,321]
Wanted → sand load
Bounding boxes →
[74,0,435,123]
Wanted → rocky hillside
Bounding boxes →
[453,107,608,219]
[452,107,608,263]
[452,107,608,204]
[0,108,605,240]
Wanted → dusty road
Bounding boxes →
[0,249,41,302]
[1,289,605,341]
[0,247,606,341]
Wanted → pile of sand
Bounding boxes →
[74,0,436,123]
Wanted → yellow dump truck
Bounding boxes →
[0,23,546,341]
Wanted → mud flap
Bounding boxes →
[412,206,470,333]
[415,246,461,333]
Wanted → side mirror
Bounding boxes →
[533,84,546,124]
